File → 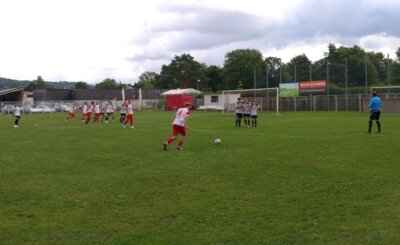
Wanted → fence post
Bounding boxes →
[294,96,297,112]
[359,94,362,112]
[313,96,316,112]
[335,95,338,112]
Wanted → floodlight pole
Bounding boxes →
[387,53,390,93]
[253,68,257,98]
[326,60,330,111]
[266,67,269,89]
[309,62,312,81]
[365,56,368,96]
[345,58,348,111]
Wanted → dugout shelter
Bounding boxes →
[161,88,201,110]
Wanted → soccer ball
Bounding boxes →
[214,138,221,145]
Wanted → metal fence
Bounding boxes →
[2,93,400,115]
[0,99,166,115]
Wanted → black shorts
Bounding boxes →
[251,115,257,119]
[244,113,250,118]
[236,113,243,119]
[369,110,381,120]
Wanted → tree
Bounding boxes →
[205,65,223,92]
[24,76,50,91]
[264,56,282,88]
[286,54,311,83]
[35,76,49,89]
[75,81,89,89]
[135,71,157,89]
[158,54,205,89]
[95,78,118,89]
[223,49,264,90]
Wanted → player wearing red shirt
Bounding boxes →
[85,101,94,124]
[163,102,192,151]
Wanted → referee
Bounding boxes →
[367,92,382,134]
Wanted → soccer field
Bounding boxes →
[1,111,399,244]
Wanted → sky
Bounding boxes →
[0,0,399,84]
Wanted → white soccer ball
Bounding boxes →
[214,138,221,145]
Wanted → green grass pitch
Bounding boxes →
[1,111,399,244]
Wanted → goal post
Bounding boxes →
[222,87,279,115]
[370,86,400,113]
[370,86,400,94]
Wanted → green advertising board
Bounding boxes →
[279,83,299,97]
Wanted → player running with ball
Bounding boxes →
[163,102,192,151]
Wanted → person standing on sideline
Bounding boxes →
[163,102,192,151]
[367,92,382,133]
[250,102,261,127]
[235,98,243,127]
[14,104,21,128]
[123,100,135,128]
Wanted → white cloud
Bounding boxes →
[0,0,399,83]
[359,33,400,56]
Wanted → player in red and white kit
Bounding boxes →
[81,102,88,122]
[94,102,101,122]
[65,103,76,122]
[85,101,94,124]
[123,100,135,128]
[163,102,192,151]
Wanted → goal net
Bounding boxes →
[222,87,279,114]
[370,86,400,113]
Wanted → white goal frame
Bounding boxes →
[222,87,279,115]
[370,86,400,94]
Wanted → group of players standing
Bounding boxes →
[235,98,260,128]
[65,100,135,128]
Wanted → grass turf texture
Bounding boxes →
[1,111,399,244]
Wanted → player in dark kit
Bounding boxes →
[367,92,382,134]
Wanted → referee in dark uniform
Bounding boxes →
[367,92,382,134]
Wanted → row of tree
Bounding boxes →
[22,43,400,94]
[135,43,400,94]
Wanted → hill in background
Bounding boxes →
[0,77,77,89]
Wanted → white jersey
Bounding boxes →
[251,104,260,116]
[69,105,75,113]
[173,107,190,126]
[120,105,126,114]
[87,104,94,113]
[94,104,100,113]
[14,106,21,116]
[235,102,243,113]
[126,104,133,115]
[82,105,87,114]
[106,104,114,113]
[243,103,251,115]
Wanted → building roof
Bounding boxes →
[0,87,24,96]
[161,88,202,96]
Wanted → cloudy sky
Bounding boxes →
[0,0,399,84]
